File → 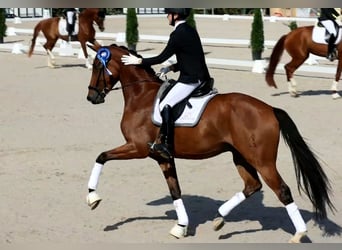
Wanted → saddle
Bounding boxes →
[313,22,342,44]
[58,18,79,36]
[152,78,218,127]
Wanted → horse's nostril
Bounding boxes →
[87,96,92,101]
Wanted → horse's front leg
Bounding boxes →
[86,143,148,210]
[159,160,189,238]
[79,41,93,69]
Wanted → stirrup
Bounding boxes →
[149,142,173,160]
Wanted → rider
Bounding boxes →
[63,8,78,41]
[121,8,212,161]
[318,8,341,61]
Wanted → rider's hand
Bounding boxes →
[159,66,170,78]
[121,53,142,65]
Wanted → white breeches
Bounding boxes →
[159,81,201,111]
[320,20,337,36]
[66,11,74,25]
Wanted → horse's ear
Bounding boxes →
[87,42,101,52]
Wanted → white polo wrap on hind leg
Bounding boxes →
[286,202,307,233]
[173,198,189,226]
[218,192,246,217]
[88,162,103,190]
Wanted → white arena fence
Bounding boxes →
[0,14,336,75]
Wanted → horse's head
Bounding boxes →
[81,8,105,32]
[86,43,162,105]
[94,8,106,32]
[86,44,122,104]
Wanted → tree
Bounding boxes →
[125,8,139,51]
[0,8,7,44]
[186,9,196,29]
[250,8,264,60]
[287,21,298,31]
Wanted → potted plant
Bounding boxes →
[0,8,7,44]
[250,8,264,60]
[125,8,139,51]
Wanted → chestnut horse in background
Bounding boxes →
[266,25,342,99]
[28,8,106,69]
[84,44,334,242]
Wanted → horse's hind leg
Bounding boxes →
[257,165,307,243]
[213,152,262,231]
[284,56,307,97]
[43,39,58,68]
[159,159,188,238]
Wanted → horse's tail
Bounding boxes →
[28,21,42,57]
[265,35,287,88]
[273,107,335,219]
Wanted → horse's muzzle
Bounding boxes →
[99,27,105,32]
[87,93,105,104]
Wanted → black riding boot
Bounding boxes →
[150,105,174,160]
[66,23,73,41]
[327,34,337,61]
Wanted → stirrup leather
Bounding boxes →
[149,142,173,160]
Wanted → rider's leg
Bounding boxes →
[327,34,337,61]
[151,104,174,160]
[150,82,200,160]
[320,20,338,60]
[66,11,74,41]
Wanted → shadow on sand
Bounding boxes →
[103,191,341,242]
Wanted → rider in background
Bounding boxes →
[121,8,211,161]
[318,8,341,61]
[63,8,77,41]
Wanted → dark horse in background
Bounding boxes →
[266,25,342,99]
[84,43,335,242]
[28,8,106,69]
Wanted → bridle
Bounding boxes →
[88,47,160,99]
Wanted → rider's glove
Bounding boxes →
[159,66,171,78]
[121,53,142,65]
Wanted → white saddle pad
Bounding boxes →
[152,89,218,127]
[312,26,342,44]
[58,19,79,36]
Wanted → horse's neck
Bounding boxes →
[79,14,94,28]
[120,71,159,106]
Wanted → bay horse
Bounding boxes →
[266,25,342,99]
[85,43,335,242]
[27,8,106,69]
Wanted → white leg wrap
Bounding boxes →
[218,192,246,217]
[86,56,93,69]
[88,162,103,190]
[331,80,338,91]
[173,199,189,226]
[290,78,297,87]
[286,202,307,233]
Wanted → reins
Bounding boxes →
[111,78,160,91]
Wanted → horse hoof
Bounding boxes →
[169,224,187,238]
[332,93,341,100]
[212,216,225,231]
[86,191,102,210]
[288,232,306,243]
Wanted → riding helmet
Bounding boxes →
[164,8,191,19]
